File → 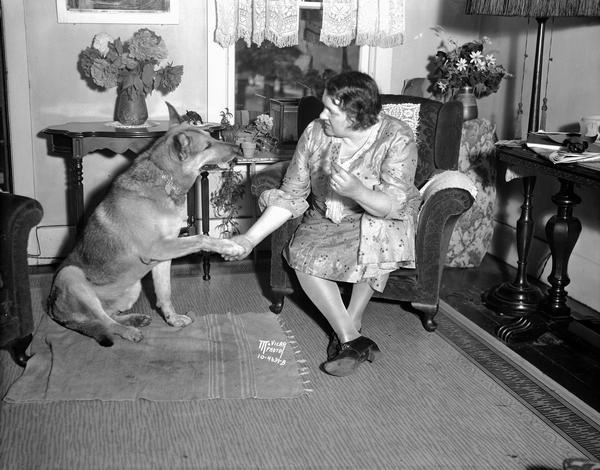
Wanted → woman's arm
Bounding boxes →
[221,206,293,261]
[222,124,319,261]
[331,122,419,219]
[330,163,392,217]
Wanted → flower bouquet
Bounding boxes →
[428,27,510,100]
[78,28,184,125]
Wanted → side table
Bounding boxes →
[43,121,171,233]
[485,145,600,342]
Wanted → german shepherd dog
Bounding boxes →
[48,103,244,346]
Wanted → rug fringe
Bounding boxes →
[276,314,313,395]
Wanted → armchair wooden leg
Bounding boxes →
[412,302,439,332]
[7,334,33,367]
[270,294,285,314]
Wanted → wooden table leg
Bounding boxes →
[70,157,85,235]
[540,178,582,319]
[200,169,211,280]
[483,175,545,342]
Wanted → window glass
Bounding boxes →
[235,9,360,113]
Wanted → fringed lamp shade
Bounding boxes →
[466,0,600,133]
[465,0,600,17]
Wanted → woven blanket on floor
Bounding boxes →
[4,310,309,403]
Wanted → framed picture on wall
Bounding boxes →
[57,0,180,24]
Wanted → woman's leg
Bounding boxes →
[346,273,389,330]
[295,270,360,343]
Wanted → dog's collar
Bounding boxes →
[160,171,188,205]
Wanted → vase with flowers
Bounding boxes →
[78,28,184,126]
[428,27,510,120]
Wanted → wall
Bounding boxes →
[4,0,600,311]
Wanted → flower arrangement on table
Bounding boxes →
[78,28,184,125]
[219,110,278,153]
[428,28,510,100]
[247,114,277,150]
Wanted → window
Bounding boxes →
[234,9,360,114]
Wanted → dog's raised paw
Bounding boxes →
[165,313,193,328]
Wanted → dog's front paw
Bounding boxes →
[116,326,144,343]
[165,312,193,328]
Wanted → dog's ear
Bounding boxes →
[173,133,191,160]
[166,102,185,127]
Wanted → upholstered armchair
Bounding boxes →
[251,94,475,332]
[0,192,44,366]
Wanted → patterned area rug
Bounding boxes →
[4,277,309,402]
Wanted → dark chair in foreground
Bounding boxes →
[0,192,44,366]
[251,94,474,331]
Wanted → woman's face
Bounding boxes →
[319,92,353,138]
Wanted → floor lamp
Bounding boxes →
[465,0,600,333]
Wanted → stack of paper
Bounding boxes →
[526,131,600,164]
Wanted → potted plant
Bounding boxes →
[78,29,184,126]
[209,167,246,239]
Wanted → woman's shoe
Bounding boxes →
[322,336,380,377]
[327,333,340,361]
[327,329,361,361]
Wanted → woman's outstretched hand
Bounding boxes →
[220,235,255,261]
[331,163,366,200]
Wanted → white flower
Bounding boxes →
[469,51,483,63]
[255,114,273,134]
[475,60,487,71]
[456,58,468,72]
[485,54,496,66]
[436,81,448,92]
[92,32,113,57]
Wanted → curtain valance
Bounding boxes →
[215,0,405,49]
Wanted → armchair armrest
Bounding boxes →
[0,192,44,351]
[414,186,475,304]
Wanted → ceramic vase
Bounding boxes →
[241,141,256,158]
[455,86,478,121]
[115,90,148,126]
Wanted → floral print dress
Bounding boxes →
[259,113,421,292]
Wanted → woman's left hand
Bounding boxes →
[331,163,366,200]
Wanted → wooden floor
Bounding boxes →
[439,254,600,413]
[31,253,600,413]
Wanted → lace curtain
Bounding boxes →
[215,0,405,49]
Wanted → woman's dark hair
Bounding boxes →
[324,71,381,130]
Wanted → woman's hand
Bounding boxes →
[331,163,366,200]
[220,235,255,261]
[331,163,393,217]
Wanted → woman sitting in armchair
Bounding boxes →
[224,71,421,376]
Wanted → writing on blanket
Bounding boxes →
[258,340,287,366]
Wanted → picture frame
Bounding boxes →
[57,0,180,24]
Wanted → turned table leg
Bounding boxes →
[483,176,545,343]
[70,157,85,235]
[540,178,581,319]
[200,169,211,280]
[483,175,543,316]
